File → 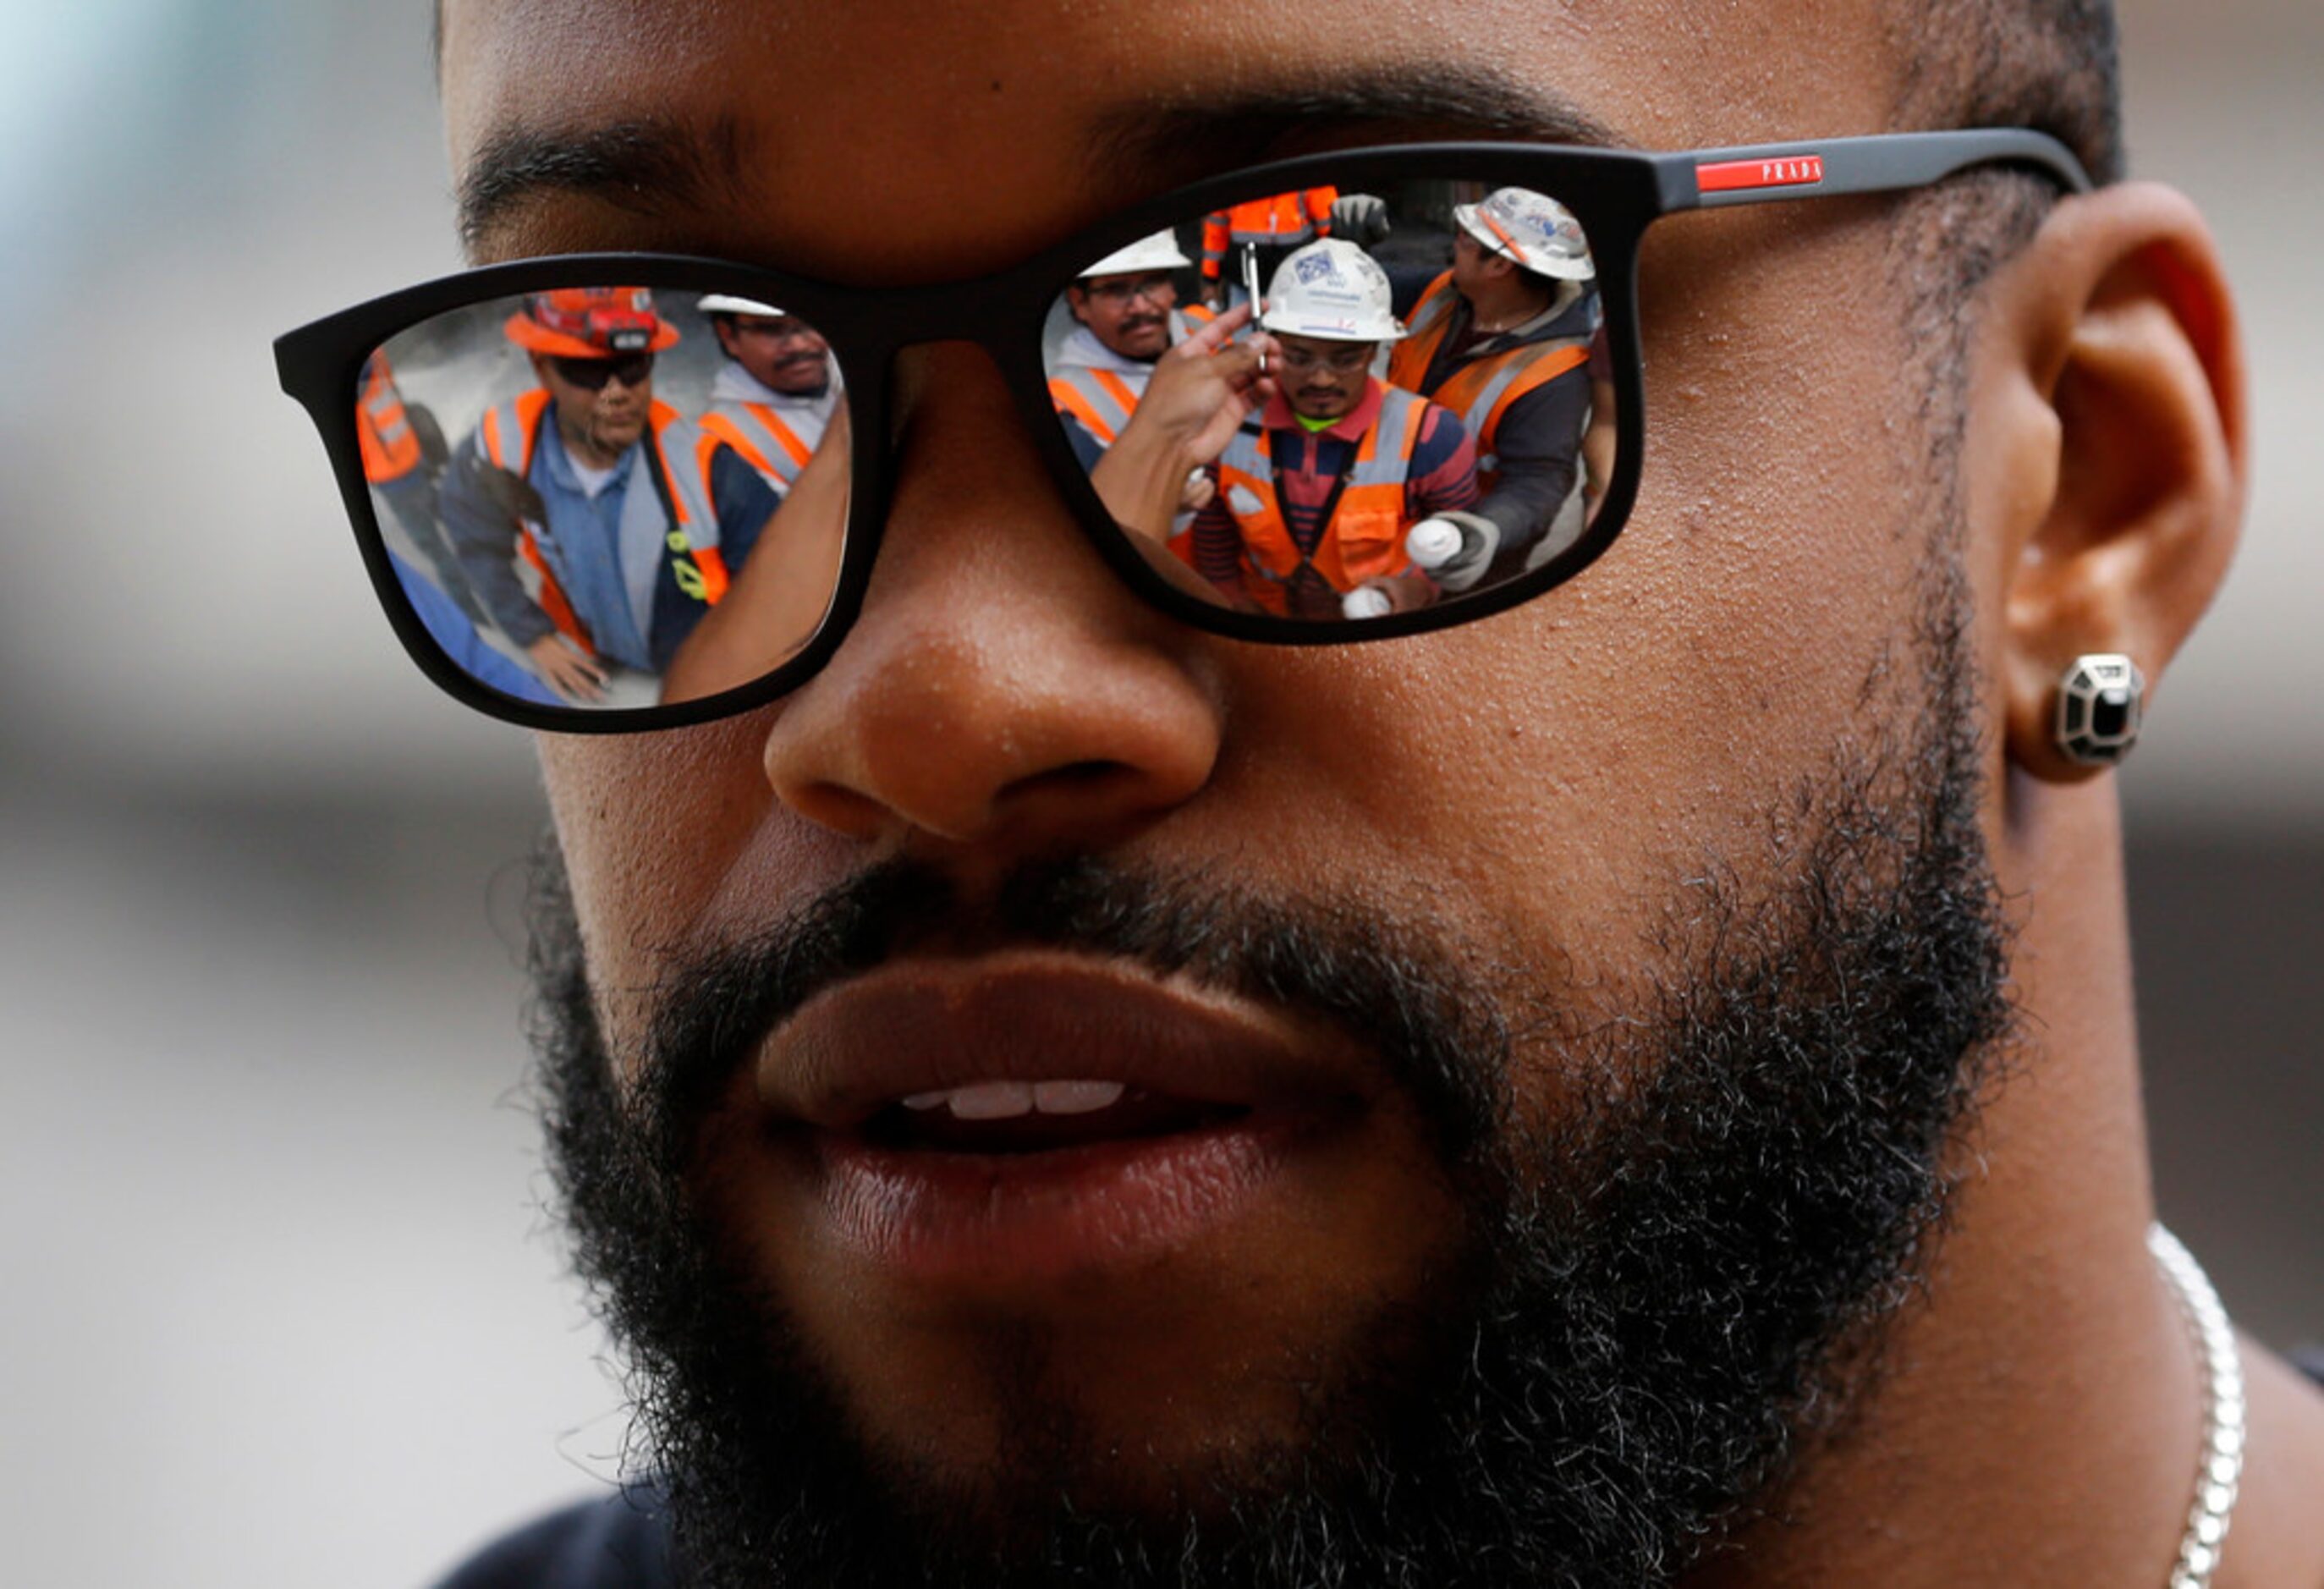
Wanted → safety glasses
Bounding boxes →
[276,131,2088,732]
[547,352,657,391]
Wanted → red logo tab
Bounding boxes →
[1697,155,1827,194]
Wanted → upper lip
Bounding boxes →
[755,950,1370,1130]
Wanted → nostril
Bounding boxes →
[985,759,1166,835]
[1007,759,1137,800]
[785,781,895,841]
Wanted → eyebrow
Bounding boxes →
[456,63,1623,257]
[458,114,750,253]
[1084,66,1627,179]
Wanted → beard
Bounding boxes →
[528,597,2014,1588]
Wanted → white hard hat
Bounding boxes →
[1259,239,1405,343]
[1080,229,1194,278]
[696,294,789,317]
[1453,189,1595,281]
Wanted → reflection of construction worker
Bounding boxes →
[435,288,782,703]
[1198,189,1338,311]
[695,294,843,496]
[1050,232,1219,468]
[1387,188,1600,572]
[357,350,425,484]
[357,351,475,621]
[1189,239,1480,620]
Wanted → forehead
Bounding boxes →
[442,0,1900,274]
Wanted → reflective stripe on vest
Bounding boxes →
[1433,340,1590,482]
[1386,271,1462,393]
[1386,271,1589,490]
[699,399,822,492]
[1213,385,1429,616]
[356,355,422,483]
[1047,366,1142,448]
[478,391,730,652]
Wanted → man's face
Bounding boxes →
[716,314,833,394]
[1067,271,1178,360]
[531,349,652,459]
[1449,228,1514,300]
[1273,333,1376,421]
[448,0,2013,1581]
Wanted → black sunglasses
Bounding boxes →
[548,352,657,390]
[276,131,2089,733]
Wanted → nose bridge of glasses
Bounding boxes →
[879,334,1087,495]
[830,268,1045,354]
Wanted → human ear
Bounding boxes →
[1974,182,2245,783]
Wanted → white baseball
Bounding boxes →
[1341,586,1394,620]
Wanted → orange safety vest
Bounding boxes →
[1049,366,1206,567]
[1387,272,1591,492]
[356,353,422,484]
[1213,384,1432,617]
[1047,366,1142,447]
[1200,189,1338,278]
[698,400,822,492]
[1047,308,1216,448]
[478,390,731,655]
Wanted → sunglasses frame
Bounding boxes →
[546,351,658,390]
[276,130,2089,734]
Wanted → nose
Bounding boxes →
[760,344,1222,854]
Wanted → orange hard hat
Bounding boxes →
[504,287,680,358]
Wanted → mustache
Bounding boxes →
[619,854,1515,1175]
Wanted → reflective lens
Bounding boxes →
[1045,179,1613,624]
[359,287,849,712]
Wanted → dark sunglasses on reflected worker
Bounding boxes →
[550,353,656,391]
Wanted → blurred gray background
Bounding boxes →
[0,3,2316,1586]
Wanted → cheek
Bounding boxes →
[1622,206,1930,705]
[537,719,848,1060]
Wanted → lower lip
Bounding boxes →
[803,1113,1313,1288]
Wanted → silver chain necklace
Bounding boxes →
[2148,1223,2245,1588]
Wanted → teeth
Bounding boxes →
[944,1080,1038,1120]
[1033,1080,1128,1115]
[893,1080,1129,1119]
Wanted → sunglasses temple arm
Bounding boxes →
[1656,129,2094,212]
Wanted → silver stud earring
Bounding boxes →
[2055,654,2145,767]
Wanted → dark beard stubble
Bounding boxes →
[527,588,2015,1588]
